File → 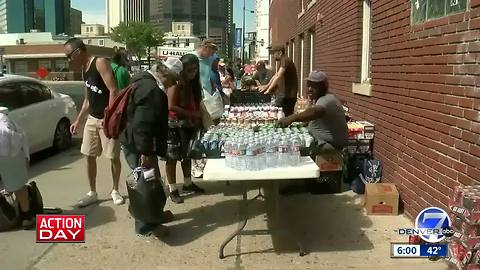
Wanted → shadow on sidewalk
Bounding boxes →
[29,138,83,179]
[263,186,374,254]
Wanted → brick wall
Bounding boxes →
[271,0,480,220]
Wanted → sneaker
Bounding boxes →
[169,190,184,204]
[77,191,98,207]
[183,183,205,194]
[111,190,124,205]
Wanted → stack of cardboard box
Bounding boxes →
[448,186,480,269]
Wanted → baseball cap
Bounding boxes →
[162,57,183,75]
[201,39,218,51]
[306,70,327,82]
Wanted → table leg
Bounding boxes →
[219,182,249,259]
[273,181,308,256]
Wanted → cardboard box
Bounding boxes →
[365,183,399,215]
[315,152,343,172]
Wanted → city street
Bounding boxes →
[0,110,450,270]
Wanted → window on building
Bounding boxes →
[90,27,94,32]
[300,36,304,97]
[173,40,177,47]
[14,61,27,73]
[309,31,314,73]
[286,42,290,57]
[87,39,92,45]
[185,39,190,47]
[353,0,373,96]
[86,27,89,32]
[291,40,295,64]
[412,0,468,24]
[300,0,305,12]
[182,25,185,30]
[177,25,181,30]
[55,59,69,72]
[38,60,51,71]
[98,39,105,46]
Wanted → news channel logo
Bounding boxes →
[397,207,454,243]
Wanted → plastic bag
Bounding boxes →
[126,167,167,224]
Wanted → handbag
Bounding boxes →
[0,189,20,231]
[126,167,167,224]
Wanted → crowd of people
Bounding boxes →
[0,37,348,236]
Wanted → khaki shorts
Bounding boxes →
[81,115,120,159]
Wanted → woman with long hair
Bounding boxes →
[165,54,205,203]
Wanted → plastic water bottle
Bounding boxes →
[265,137,277,168]
[246,140,257,171]
[278,136,290,167]
[256,138,266,170]
[225,139,232,168]
[237,139,247,170]
[290,136,301,166]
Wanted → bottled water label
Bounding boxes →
[278,146,289,153]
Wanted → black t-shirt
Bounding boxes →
[84,58,110,119]
[276,57,298,98]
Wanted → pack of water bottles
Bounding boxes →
[200,123,315,170]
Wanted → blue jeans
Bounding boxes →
[122,145,160,235]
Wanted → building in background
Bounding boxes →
[70,8,82,35]
[270,0,480,220]
[105,0,150,32]
[0,0,36,33]
[149,0,231,59]
[34,0,45,32]
[246,31,257,61]
[157,22,199,58]
[45,0,70,35]
[255,0,269,60]
[81,24,105,37]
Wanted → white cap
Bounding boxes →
[162,57,183,75]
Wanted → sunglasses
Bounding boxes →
[66,48,79,60]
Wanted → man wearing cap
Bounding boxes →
[260,45,298,116]
[120,57,182,236]
[277,71,348,151]
[195,39,218,96]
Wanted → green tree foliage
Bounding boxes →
[110,22,164,68]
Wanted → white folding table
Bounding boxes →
[203,157,320,259]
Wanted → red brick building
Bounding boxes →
[270,0,480,219]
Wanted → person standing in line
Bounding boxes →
[64,38,124,207]
[0,109,35,229]
[165,54,205,204]
[260,45,299,116]
[111,50,130,90]
[192,39,218,178]
[120,58,180,236]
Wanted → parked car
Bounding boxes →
[0,75,78,154]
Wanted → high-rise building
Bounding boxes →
[44,0,70,35]
[70,7,82,35]
[105,0,150,32]
[149,0,231,58]
[34,0,45,32]
[0,0,36,34]
[255,0,269,60]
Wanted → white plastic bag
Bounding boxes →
[201,89,224,120]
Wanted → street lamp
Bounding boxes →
[242,0,255,65]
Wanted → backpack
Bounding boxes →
[0,189,20,231]
[103,83,137,139]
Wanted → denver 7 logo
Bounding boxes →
[415,207,452,243]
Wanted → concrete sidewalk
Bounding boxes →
[0,146,451,270]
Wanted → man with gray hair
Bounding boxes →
[120,57,182,236]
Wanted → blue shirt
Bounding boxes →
[195,52,216,97]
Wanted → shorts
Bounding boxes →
[0,151,29,192]
[81,115,120,159]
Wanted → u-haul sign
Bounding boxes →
[157,47,194,58]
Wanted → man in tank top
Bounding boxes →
[64,38,123,207]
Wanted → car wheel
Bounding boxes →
[53,119,72,152]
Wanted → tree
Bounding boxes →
[110,22,164,69]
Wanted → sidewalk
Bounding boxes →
[1,147,450,270]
